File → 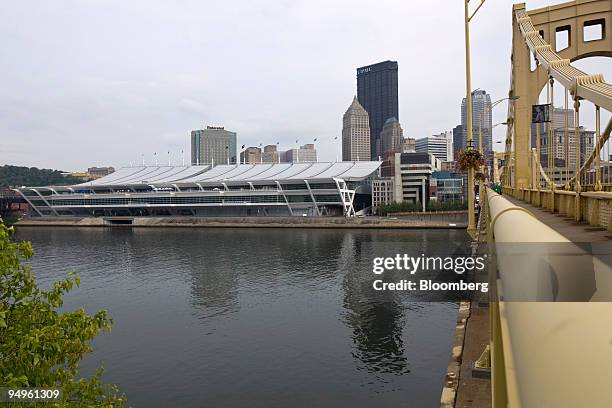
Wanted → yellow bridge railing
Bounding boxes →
[483,187,612,407]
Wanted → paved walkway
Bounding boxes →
[453,298,491,408]
[505,196,612,242]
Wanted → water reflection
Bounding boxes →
[15,227,464,408]
[339,232,410,375]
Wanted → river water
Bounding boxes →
[15,227,467,408]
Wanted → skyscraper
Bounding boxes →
[356,60,399,159]
[342,96,371,161]
[380,117,403,156]
[191,126,237,166]
[461,90,492,156]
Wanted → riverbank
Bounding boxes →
[15,212,467,229]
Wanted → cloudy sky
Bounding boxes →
[1,0,610,171]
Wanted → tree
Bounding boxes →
[0,220,126,407]
[0,165,85,188]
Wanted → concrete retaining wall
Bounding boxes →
[15,214,467,229]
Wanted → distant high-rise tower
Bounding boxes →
[461,90,492,156]
[342,96,371,161]
[380,117,403,156]
[191,126,237,166]
[356,60,399,159]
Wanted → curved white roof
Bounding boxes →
[72,162,381,187]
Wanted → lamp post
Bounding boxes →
[464,0,487,237]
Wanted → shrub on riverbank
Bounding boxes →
[378,200,467,215]
[0,220,127,406]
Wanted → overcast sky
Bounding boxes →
[1,0,610,171]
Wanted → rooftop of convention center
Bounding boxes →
[19,161,383,189]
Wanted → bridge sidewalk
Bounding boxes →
[505,196,611,242]
[453,298,491,408]
[450,219,491,408]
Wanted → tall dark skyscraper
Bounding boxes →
[356,60,399,159]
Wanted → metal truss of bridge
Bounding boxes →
[14,161,382,218]
[503,0,611,201]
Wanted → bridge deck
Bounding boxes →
[505,196,612,242]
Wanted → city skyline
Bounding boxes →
[1,0,608,171]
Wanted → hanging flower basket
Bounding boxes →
[457,148,485,172]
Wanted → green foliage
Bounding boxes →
[0,220,126,407]
[425,200,468,212]
[379,200,467,215]
[0,214,18,226]
[0,165,84,188]
[379,201,423,214]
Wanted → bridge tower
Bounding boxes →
[508,0,611,191]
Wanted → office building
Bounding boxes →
[402,137,416,153]
[240,147,262,164]
[542,127,595,170]
[380,117,403,157]
[461,90,492,156]
[431,171,464,202]
[380,152,440,211]
[342,97,371,161]
[283,144,317,163]
[191,126,237,166]
[357,60,399,158]
[262,145,280,164]
[415,131,453,162]
[372,178,395,207]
